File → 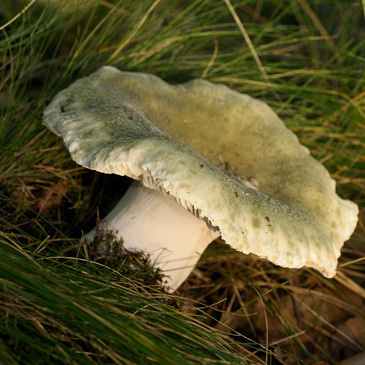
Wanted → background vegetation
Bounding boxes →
[0,0,364,363]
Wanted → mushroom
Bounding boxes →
[43,66,358,291]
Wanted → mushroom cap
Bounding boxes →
[43,66,358,278]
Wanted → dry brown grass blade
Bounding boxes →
[252,280,361,316]
[321,91,365,126]
[340,257,365,268]
[322,89,365,119]
[223,0,269,81]
[298,0,342,61]
[209,76,279,89]
[239,2,267,24]
[109,0,161,62]
[0,0,37,31]
[334,271,365,300]
[253,287,269,364]
[131,37,184,66]
[232,283,258,337]
[269,68,333,79]
[299,301,364,352]
[269,330,307,347]
[201,39,218,79]
[0,234,41,268]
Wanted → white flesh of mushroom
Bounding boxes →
[85,181,219,291]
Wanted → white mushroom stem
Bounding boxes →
[85,181,219,291]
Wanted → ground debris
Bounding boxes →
[80,223,167,291]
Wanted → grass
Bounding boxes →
[0,239,251,364]
[0,0,364,363]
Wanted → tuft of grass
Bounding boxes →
[0,237,250,364]
[0,0,364,363]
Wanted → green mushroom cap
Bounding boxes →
[43,66,358,277]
